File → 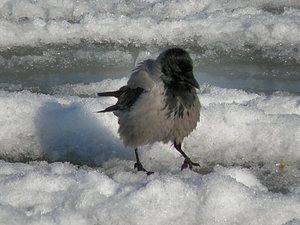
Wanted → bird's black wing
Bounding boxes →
[97,86,144,113]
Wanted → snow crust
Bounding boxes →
[0,79,299,166]
[0,79,299,224]
[0,160,299,225]
[0,0,299,62]
[0,1,299,222]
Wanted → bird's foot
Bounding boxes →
[181,158,200,170]
[134,162,154,175]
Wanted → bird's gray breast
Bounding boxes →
[164,86,201,144]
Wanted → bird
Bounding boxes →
[97,48,201,174]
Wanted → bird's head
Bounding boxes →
[158,48,199,89]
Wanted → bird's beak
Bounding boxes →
[184,72,199,89]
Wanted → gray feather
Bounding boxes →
[97,49,201,148]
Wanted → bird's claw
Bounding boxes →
[134,162,154,175]
[181,158,200,170]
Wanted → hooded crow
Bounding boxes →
[97,48,201,174]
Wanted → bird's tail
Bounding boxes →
[96,86,126,113]
[96,105,120,113]
[96,89,123,113]
[97,90,123,98]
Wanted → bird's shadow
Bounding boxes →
[34,101,131,166]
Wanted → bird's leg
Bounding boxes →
[134,148,154,175]
[173,142,200,170]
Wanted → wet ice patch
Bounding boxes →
[215,165,268,191]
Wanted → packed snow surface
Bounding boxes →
[0,160,299,225]
[0,0,299,223]
[1,79,299,166]
[0,0,300,66]
[1,0,299,94]
[0,79,299,225]
[0,0,299,54]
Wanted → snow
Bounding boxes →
[0,0,299,62]
[0,160,299,225]
[0,79,299,166]
[0,79,299,225]
[0,88,129,164]
[0,0,299,223]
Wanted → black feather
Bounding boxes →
[160,48,199,88]
[97,86,145,113]
[97,86,128,98]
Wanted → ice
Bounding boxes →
[185,84,300,165]
[214,166,268,191]
[1,0,299,95]
[0,79,299,167]
[0,79,299,224]
[0,48,135,74]
[0,86,131,164]
[0,77,299,224]
[0,0,299,223]
[0,0,299,62]
[52,78,128,96]
[0,160,299,225]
